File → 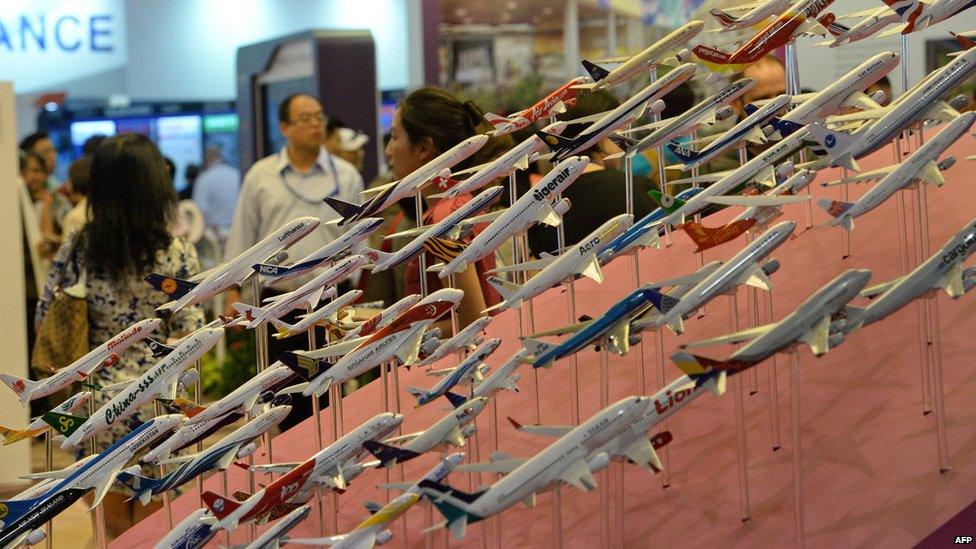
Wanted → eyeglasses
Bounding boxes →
[291,112,326,125]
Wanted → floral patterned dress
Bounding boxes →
[36,234,206,458]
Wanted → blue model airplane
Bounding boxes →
[521,286,661,368]
[597,187,703,266]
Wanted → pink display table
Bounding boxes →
[115,133,976,548]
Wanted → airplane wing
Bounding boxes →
[157,376,180,401]
[394,327,428,366]
[558,458,598,491]
[215,443,244,471]
[579,255,604,283]
[826,107,888,126]
[821,165,896,187]
[513,423,574,438]
[619,437,663,473]
[735,264,773,290]
[457,458,526,474]
[840,90,884,112]
[301,337,367,360]
[360,181,398,198]
[799,315,831,356]
[382,431,422,446]
[262,293,290,304]
[938,262,966,298]
[837,6,892,18]
[90,467,124,509]
[188,264,222,283]
[445,426,466,447]
[385,210,504,240]
[606,319,633,355]
[681,323,776,349]
[705,194,810,207]
[526,320,595,338]
[250,462,302,474]
[427,366,457,377]
[923,102,962,124]
[307,286,327,310]
[751,92,816,108]
[488,253,559,274]
[157,453,199,466]
[563,108,617,126]
[646,269,717,289]
[861,277,902,299]
[97,379,135,393]
[538,202,565,227]
[919,160,946,186]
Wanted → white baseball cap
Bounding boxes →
[337,128,369,152]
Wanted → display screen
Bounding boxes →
[156,115,203,193]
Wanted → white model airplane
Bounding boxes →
[576,20,703,91]
[336,294,423,341]
[408,338,501,407]
[368,186,504,272]
[1,318,161,405]
[232,254,367,328]
[184,361,297,426]
[202,413,402,532]
[286,289,464,397]
[818,7,901,47]
[806,47,976,171]
[365,398,489,468]
[416,316,492,368]
[432,156,590,279]
[253,217,383,284]
[45,327,224,449]
[485,214,632,313]
[710,0,793,30]
[269,289,363,339]
[0,391,91,445]
[819,112,973,231]
[148,216,319,317]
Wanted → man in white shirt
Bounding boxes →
[193,145,241,242]
[224,94,364,298]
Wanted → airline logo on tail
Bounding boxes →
[679,218,757,252]
[424,238,466,264]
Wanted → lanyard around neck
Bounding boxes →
[278,150,341,204]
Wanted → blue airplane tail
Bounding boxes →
[362,440,421,468]
[0,495,45,524]
[645,287,679,315]
[768,117,804,138]
[666,142,706,165]
[323,197,364,222]
[580,59,610,82]
[444,391,468,409]
[117,470,164,505]
[145,274,198,300]
[418,479,485,539]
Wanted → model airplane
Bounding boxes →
[522,285,662,368]
[597,188,704,266]
[606,78,754,160]
[819,112,973,231]
[1,318,161,405]
[645,221,794,334]
[818,7,901,47]
[368,186,504,272]
[0,414,183,547]
[232,255,366,328]
[845,218,976,331]
[710,0,793,30]
[153,508,216,549]
[121,405,290,504]
[486,77,589,135]
[285,289,463,397]
[288,455,465,549]
[269,289,363,339]
[430,121,569,200]
[148,217,318,316]
[576,20,703,91]
[538,64,694,161]
[679,269,871,366]
[365,398,488,468]
[416,316,492,368]
[202,412,402,532]
[463,349,529,402]
[142,406,247,466]
[337,294,423,341]
[179,362,295,430]
[486,214,632,312]
[653,129,811,228]
[876,0,976,36]
[326,135,489,225]
[432,156,590,279]
[807,48,976,171]
[668,94,790,170]
[252,217,383,284]
[685,169,815,252]
[44,327,224,449]
[408,338,501,407]
[419,397,651,539]
[694,0,837,75]
[0,392,90,447]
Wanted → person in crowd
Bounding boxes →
[739,54,787,112]
[82,134,108,156]
[19,131,60,190]
[19,150,51,354]
[223,93,364,429]
[60,156,92,239]
[383,86,512,331]
[522,89,659,256]
[192,145,240,245]
[180,163,200,201]
[335,127,369,172]
[35,134,205,540]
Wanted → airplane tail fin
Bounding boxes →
[679,218,757,253]
[145,274,198,300]
[647,189,687,215]
[483,276,522,312]
[145,337,175,358]
[406,386,426,399]
[645,287,680,316]
[484,112,513,128]
[252,262,309,280]
[821,13,848,36]
[201,490,241,520]
[362,247,396,269]
[324,197,365,221]
[666,142,706,166]
[0,373,38,404]
[671,351,741,391]
[607,133,639,153]
[804,123,859,170]
[768,117,805,138]
[41,411,87,438]
[520,337,559,367]
[580,59,611,82]
[535,130,576,154]
[709,7,740,27]
[953,31,976,50]
[0,425,44,445]
[444,391,469,409]
[418,479,484,540]
[817,199,855,231]
[280,351,328,381]
[0,496,44,523]
[172,396,207,418]
[363,440,421,468]
[116,470,163,505]
[424,237,468,264]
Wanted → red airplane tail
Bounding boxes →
[817,12,836,31]
[952,32,976,50]
[692,45,732,65]
[678,218,757,253]
[709,7,739,27]
[483,112,512,127]
[202,490,241,520]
